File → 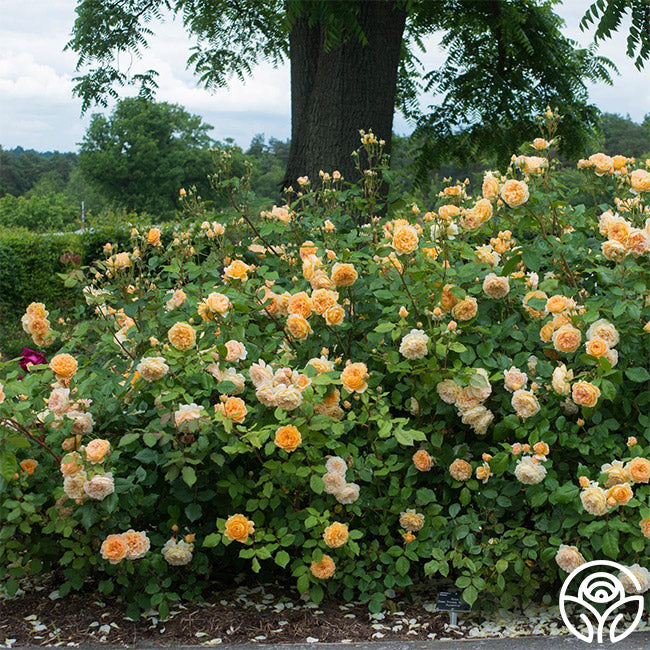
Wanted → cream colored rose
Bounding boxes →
[482,172,500,200]
[482,273,510,299]
[399,509,424,532]
[460,404,493,435]
[551,364,573,395]
[47,387,70,416]
[581,483,608,515]
[136,356,169,382]
[399,329,429,359]
[475,245,500,267]
[437,379,461,404]
[174,403,205,429]
[83,473,115,500]
[225,340,247,362]
[511,389,540,420]
[555,545,585,573]
[504,366,527,392]
[514,457,546,484]
[619,564,650,595]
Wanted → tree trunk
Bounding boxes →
[283,1,407,189]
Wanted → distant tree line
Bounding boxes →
[1,101,649,230]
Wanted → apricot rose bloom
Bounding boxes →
[123,529,151,559]
[175,403,205,430]
[168,322,196,350]
[274,425,302,453]
[555,545,585,573]
[331,262,358,287]
[310,554,336,579]
[630,168,650,192]
[288,291,312,318]
[224,513,255,543]
[215,397,247,423]
[449,459,472,481]
[85,439,110,464]
[388,224,418,257]
[147,228,161,246]
[287,314,313,339]
[500,179,529,207]
[452,296,478,321]
[571,381,600,408]
[198,292,231,320]
[625,457,650,484]
[340,362,369,394]
[323,522,349,548]
[607,483,633,506]
[412,450,433,472]
[20,459,38,475]
[50,353,78,379]
[552,325,582,353]
[100,534,128,564]
[324,305,345,326]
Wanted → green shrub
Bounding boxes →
[0,227,132,357]
[1,118,650,619]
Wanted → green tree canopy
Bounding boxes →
[67,0,650,186]
[78,98,214,216]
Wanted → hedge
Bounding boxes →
[0,226,131,357]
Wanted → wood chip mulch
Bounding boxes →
[0,578,458,647]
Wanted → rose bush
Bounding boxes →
[1,111,650,618]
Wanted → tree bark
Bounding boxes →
[283,1,407,189]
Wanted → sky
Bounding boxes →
[1,0,649,153]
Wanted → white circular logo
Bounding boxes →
[559,560,644,644]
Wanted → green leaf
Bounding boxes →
[203,533,220,548]
[182,466,197,487]
[626,367,650,383]
[602,530,619,559]
[275,550,290,568]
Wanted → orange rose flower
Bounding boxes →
[147,228,161,246]
[20,459,38,475]
[288,291,312,318]
[274,425,302,453]
[500,179,529,207]
[310,555,336,579]
[341,362,369,394]
[585,338,609,358]
[412,450,433,472]
[168,322,196,350]
[625,458,650,484]
[215,396,247,423]
[323,522,349,548]
[331,263,358,287]
[607,483,633,506]
[50,353,78,379]
[324,305,345,326]
[449,459,472,481]
[392,224,419,255]
[224,513,255,543]
[287,314,312,339]
[123,529,151,559]
[85,439,110,464]
[100,534,128,564]
[552,325,582,354]
[571,381,600,408]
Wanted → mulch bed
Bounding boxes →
[0,578,460,646]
